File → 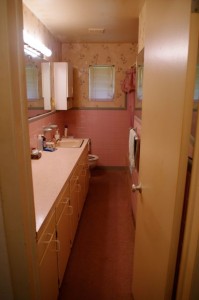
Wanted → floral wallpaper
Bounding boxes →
[62,43,137,109]
[23,5,61,62]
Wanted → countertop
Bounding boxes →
[31,139,88,233]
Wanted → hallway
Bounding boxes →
[59,168,135,300]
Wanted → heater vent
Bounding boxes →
[88,28,105,33]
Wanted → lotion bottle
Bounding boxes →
[55,130,60,142]
[37,134,43,151]
[64,125,68,138]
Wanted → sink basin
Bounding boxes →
[58,138,84,148]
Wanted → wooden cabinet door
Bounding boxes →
[78,166,84,216]
[70,173,79,244]
[82,154,90,200]
[53,62,73,110]
[78,147,90,215]
[39,231,58,300]
[38,212,58,300]
[56,182,71,286]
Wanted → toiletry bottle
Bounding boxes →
[41,135,46,148]
[55,129,60,142]
[37,134,43,151]
[64,125,68,138]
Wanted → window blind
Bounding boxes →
[89,65,115,101]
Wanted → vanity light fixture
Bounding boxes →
[23,30,52,58]
[24,44,41,58]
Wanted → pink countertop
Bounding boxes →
[31,139,88,233]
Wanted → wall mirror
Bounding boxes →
[190,50,199,146]
[136,49,144,102]
[134,48,144,119]
[25,54,52,119]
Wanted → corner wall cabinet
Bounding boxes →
[53,62,73,110]
[40,61,73,111]
[36,144,89,299]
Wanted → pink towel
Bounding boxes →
[121,68,136,93]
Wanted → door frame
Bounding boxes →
[176,13,199,300]
[0,0,39,298]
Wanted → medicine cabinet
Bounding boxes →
[26,60,73,119]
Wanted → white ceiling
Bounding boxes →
[23,0,144,43]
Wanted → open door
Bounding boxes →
[132,1,193,299]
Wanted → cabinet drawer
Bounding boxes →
[37,211,56,263]
[38,230,59,300]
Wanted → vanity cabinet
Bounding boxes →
[37,211,59,300]
[35,141,89,299]
[53,62,73,110]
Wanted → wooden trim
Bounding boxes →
[176,13,199,300]
[0,0,39,298]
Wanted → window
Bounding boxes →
[89,65,115,101]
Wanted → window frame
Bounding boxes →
[89,65,115,102]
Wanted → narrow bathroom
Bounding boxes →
[1,1,198,300]
[23,1,139,299]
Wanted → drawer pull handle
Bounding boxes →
[61,197,70,205]
[43,233,53,244]
[67,205,73,215]
[52,239,60,252]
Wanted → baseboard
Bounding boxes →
[95,166,129,171]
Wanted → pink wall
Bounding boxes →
[28,92,135,166]
[63,108,131,167]
[29,111,66,149]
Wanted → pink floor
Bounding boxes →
[59,168,135,300]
